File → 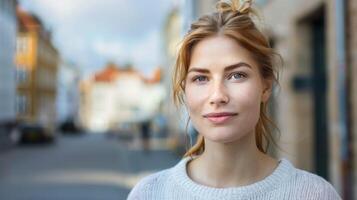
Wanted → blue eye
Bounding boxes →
[193,76,208,83]
[229,72,246,80]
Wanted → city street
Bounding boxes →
[0,133,180,200]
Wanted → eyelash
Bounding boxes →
[191,72,247,83]
[228,72,247,80]
[192,76,208,83]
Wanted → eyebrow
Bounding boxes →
[187,62,252,74]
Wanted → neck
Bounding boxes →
[187,132,277,188]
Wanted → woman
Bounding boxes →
[128,0,341,199]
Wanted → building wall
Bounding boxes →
[57,61,80,124]
[16,32,35,121]
[260,0,355,197]
[0,0,17,123]
[35,35,59,131]
[83,82,117,132]
[347,0,357,197]
[79,70,165,132]
[16,10,59,132]
[263,0,329,171]
[163,7,185,137]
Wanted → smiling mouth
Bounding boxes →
[203,112,238,124]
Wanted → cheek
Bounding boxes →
[229,83,262,120]
[184,85,208,113]
[230,80,263,106]
[243,100,261,125]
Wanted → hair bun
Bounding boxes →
[216,0,252,14]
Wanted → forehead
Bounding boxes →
[189,35,257,70]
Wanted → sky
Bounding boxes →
[19,0,174,77]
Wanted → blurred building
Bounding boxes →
[79,63,165,132]
[163,5,184,140]
[57,61,81,126]
[349,1,357,198]
[259,0,356,198]
[0,0,17,147]
[15,7,59,132]
[350,2,357,198]
[259,0,357,199]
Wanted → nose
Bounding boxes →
[209,81,229,106]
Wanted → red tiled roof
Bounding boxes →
[93,63,162,84]
[144,68,162,84]
[16,6,41,31]
[93,64,121,82]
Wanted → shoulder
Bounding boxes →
[284,162,341,199]
[296,169,340,199]
[127,168,172,200]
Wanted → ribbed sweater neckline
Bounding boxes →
[171,157,294,199]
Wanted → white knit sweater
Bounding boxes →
[127,157,341,200]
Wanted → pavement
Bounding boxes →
[0,133,181,200]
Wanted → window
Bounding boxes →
[16,94,28,115]
[16,66,28,84]
[17,37,28,53]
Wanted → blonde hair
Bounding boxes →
[172,0,280,157]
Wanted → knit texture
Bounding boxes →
[127,157,341,200]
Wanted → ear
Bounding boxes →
[261,79,273,103]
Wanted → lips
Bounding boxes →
[203,112,238,124]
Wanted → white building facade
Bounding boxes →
[80,68,166,133]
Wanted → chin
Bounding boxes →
[202,127,251,144]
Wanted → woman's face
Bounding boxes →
[184,35,271,144]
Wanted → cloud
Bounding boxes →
[19,0,173,75]
[130,30,163,75]
[93,40,125,60]
[21,0,171,36]
[92,29,163,76]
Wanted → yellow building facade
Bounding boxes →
[15,8,59,131]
